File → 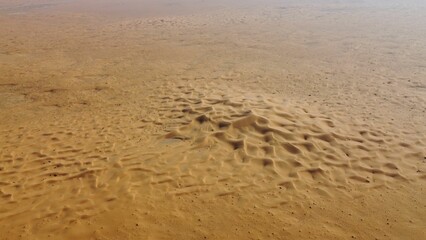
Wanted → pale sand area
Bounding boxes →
[0,0,425,239]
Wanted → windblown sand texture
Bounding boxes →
[0,0,425,239]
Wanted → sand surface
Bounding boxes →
[0,0,425,239]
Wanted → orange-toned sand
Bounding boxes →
[0,0,425,239]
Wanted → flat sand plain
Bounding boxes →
[0,0,425,239]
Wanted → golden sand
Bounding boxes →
[0,0,425,239]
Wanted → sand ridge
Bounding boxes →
[2,82,424,239]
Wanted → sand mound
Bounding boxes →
[127,84,425,205]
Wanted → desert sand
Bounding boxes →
[0,0,425,239]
